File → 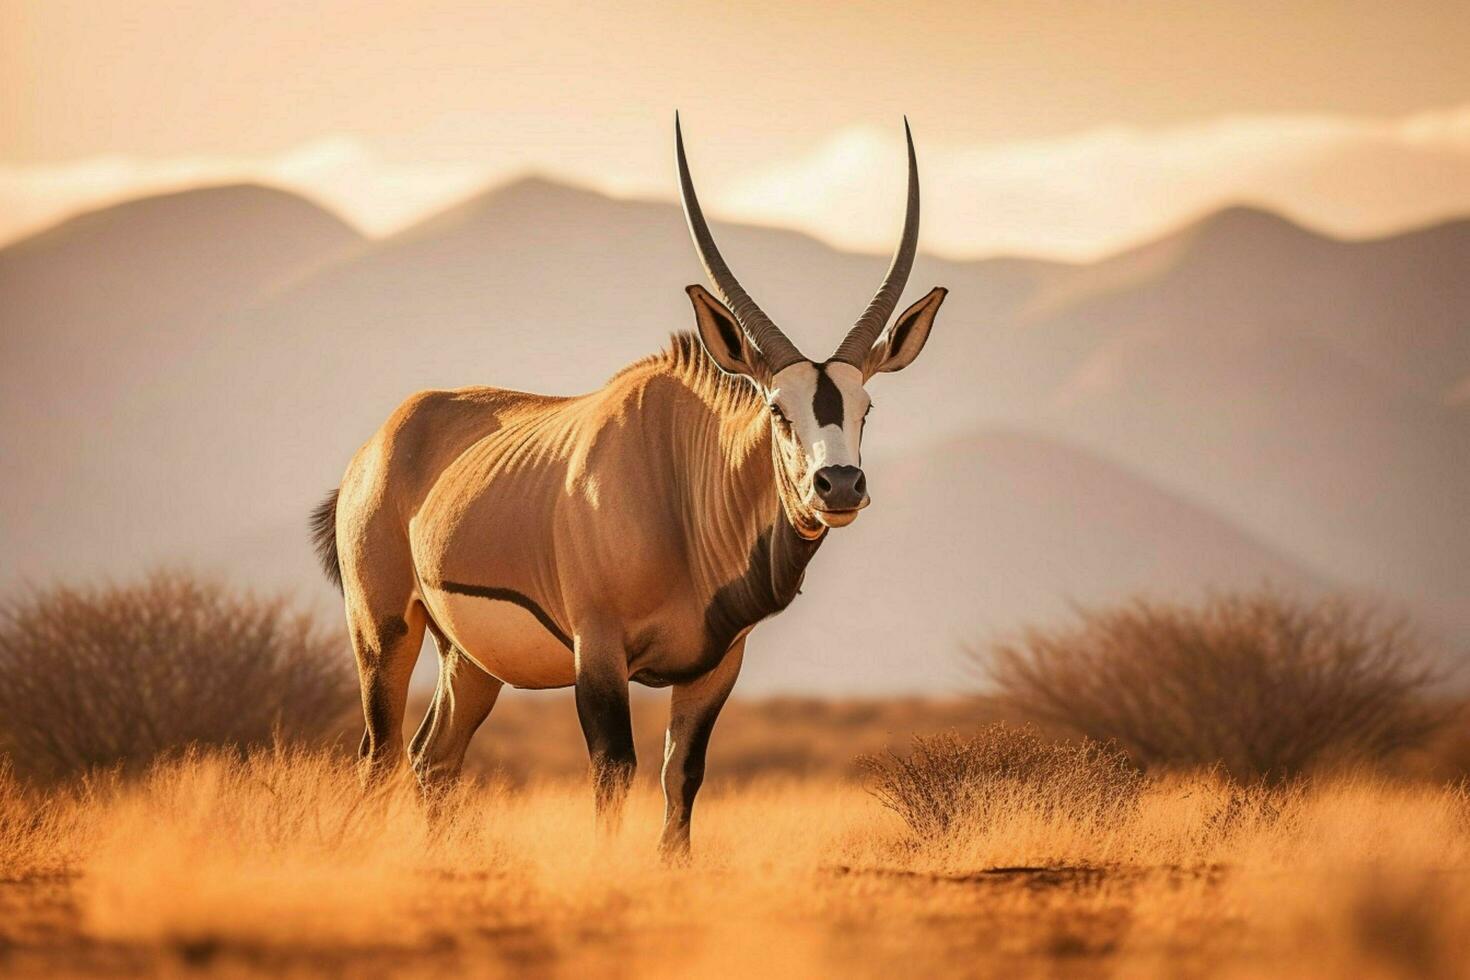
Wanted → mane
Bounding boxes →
[610,332,765,416]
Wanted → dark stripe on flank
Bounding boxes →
[437,581,573,650]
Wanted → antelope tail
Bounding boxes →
[309,488,343,591]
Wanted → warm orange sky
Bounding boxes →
[5,0,1470,256]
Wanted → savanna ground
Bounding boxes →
[4,579,1469,978]
[5,738,1470,978]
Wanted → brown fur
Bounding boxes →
[320,332,819,851]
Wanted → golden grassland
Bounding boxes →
[3,742,1470,979]
[445,690,1000,783]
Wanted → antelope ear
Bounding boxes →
[686,285,767,380]
[864,287,947,376]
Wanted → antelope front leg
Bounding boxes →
[660,637,744,860]
[574,627,636,831]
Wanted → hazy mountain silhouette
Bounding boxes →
[1001,206,1470,636]
[1,183,360,347]
[2,178,1463,689]
[0,185,362,586]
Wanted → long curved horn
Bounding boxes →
[676,114,804,373]
[831,118,920,368]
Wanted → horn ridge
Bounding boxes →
[831,117,920,368]
[675,113,804,373]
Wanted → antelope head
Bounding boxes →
[676,115,948,535]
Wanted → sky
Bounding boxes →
[5,0,1470,257]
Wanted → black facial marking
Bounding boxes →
[813,366,845,428]
[438,581,573,650]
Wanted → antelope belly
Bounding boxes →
[427,588,576,689]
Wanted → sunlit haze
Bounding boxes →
[5,0,1470,257]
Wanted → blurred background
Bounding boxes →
[2,0,1467,715]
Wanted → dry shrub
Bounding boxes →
[859,723,1144,842]
[0,571,355,781]
[1401,703,1470,780]
[983,590,1448,780]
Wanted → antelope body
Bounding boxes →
[312,118,947,855]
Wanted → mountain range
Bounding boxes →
[2,178,1464,692]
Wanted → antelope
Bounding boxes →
[311,116,947,856]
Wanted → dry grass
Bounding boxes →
[4,580,1468,976]
[2,746,1469,978]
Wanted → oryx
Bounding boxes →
[311,116,947,856]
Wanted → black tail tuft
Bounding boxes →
[309,488,343,591]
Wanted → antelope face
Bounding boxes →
[677,114,947,531]
[767,361,870,526]
[687,284,947,531]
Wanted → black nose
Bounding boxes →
[812,465,867,510]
